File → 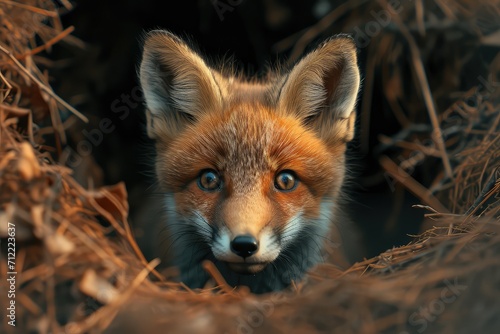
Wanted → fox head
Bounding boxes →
[139,31,360,292]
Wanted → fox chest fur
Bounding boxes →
[139,31,360,293]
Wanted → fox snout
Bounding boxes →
[213,230,275,275]
[209,194,283,274]
[227,234,264,274]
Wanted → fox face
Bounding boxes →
[139,31,360,293]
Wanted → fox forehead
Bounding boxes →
[156,102,344,196]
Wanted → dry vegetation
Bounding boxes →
[0,0,499,333]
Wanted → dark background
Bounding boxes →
[48,0,496,260]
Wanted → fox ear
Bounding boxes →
[277,36,360,143]
[139,30,223,140]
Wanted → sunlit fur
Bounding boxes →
[139,30,360,293]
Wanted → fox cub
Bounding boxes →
[139,31,360,293]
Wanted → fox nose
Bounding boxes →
[230,235,259,258]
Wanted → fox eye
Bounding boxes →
[274,170,298,191]
[198,169,222,192]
